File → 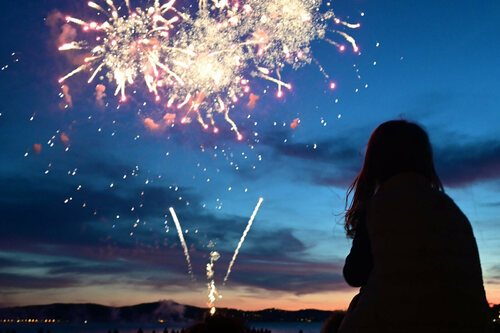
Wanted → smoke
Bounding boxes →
[153,300,185,321]
[163,113,176,125]
[60,133,70,146]
[46,10,84,66]
[45,10,64,30]
[33,143,42,154]
[46,10,76,45]
[58,23,77,46]
[60,85,73,108]
[247,93,260,109]
[290,118,300,130]
[143,113,178,131]
[95,84,107,107]
[144,118,161,131]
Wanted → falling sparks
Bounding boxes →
[169,207,194,280]
[224,197,264,283]
[58,0,360,138]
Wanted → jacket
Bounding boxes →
[338,172,489,333]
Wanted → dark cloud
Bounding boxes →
[480,201,500,207]
[310,170,358,188]
[255,129,364,188]
[226,256,346,294]
[404,92,458,120]
[237,228,306,258]
[485,265,500,285]
[0,272,79,290]
[434,140,500,187]
[0,161,348,295]
[260,126,500,188]
[262,130,363,166]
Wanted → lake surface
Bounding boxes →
[0,321,323,333]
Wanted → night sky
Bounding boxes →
[0,0,499,311]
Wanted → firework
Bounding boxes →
[241,0,361,96]
[58,0,359,137]
[169,207,194,280]
[223,197,263,283]
[206,251,221,315]
[58,0,178,101]
[162,10,248,138]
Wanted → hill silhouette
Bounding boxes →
[0,301,335,323]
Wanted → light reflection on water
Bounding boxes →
[0,321,323,333]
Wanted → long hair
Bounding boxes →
[344,120,443,238]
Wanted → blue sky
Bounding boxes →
[0,0,499,310]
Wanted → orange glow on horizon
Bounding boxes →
[2,283,499,311]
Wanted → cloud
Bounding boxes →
[434,140,500,187]
[0,272,79,290]
[263,134,362,165]
[260,125,500,188]
[404,92,458,120]
[485,265,500,285]
[256,130,364,188]
[0,164,348,295]
[225,256,346,294]
[480,201,500,207]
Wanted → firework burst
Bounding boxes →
[57,0,360,138]
[58,0,179,101]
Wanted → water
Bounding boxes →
[0,321,322,333]
[252,321,322,333]
[0,323,181,333]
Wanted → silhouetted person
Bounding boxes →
[338,120,490,333]
[321,311,345,333]
[137,329,144,333]
[187,315,249,333]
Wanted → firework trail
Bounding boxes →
[169,207,194,280]
[223,197,264,283]
[206,251,221,315]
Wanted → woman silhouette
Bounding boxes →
[338,120,490,333]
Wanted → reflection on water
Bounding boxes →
[0,321,322,333]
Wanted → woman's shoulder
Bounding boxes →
[368,172,470,229]
[370,172,441,206]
